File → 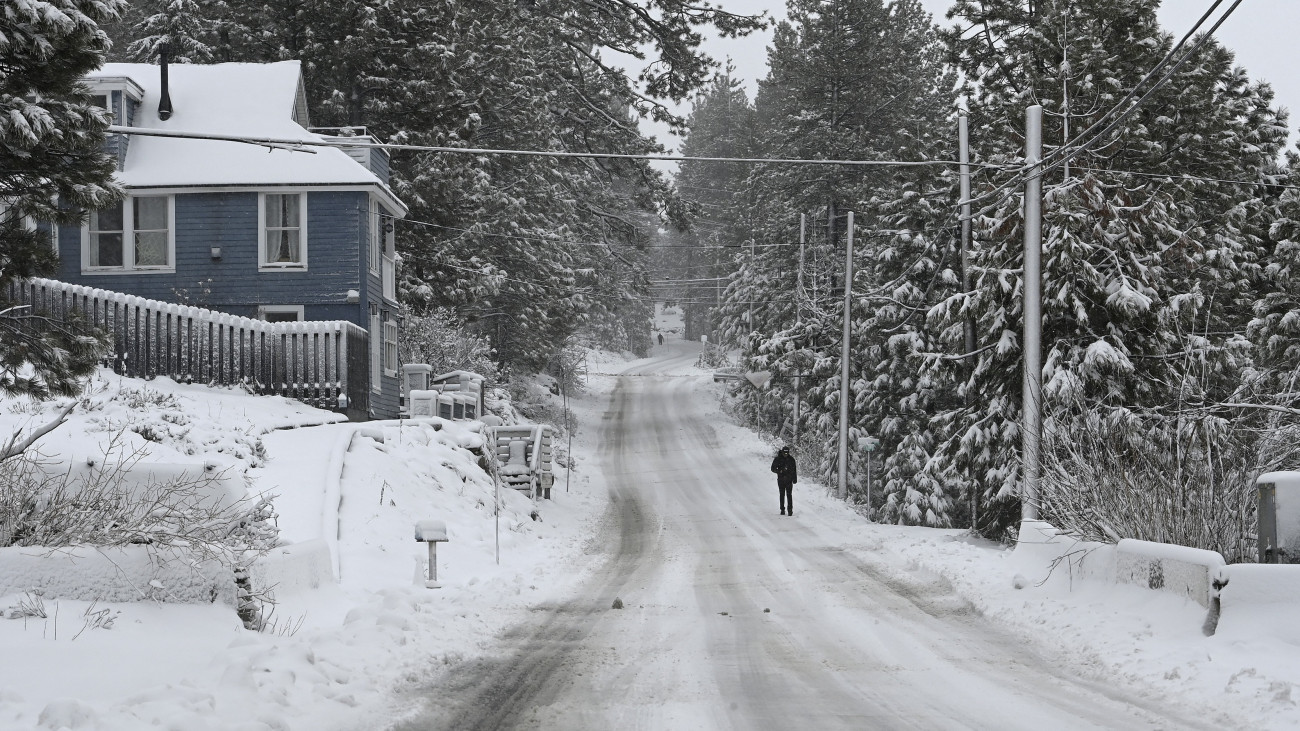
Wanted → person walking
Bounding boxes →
[657,332,664,345]
[771,446,797,516]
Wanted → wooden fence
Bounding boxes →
[5,278,369,419]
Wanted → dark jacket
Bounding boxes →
[771,451,797,486]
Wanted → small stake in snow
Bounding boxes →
[414,520,449,589]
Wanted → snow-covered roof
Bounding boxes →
[90,62,405,214]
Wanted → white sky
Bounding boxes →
[645,0,1300,155]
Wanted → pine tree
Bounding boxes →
[674,66,759,342]
[937,0,1288,538]
[722,0,955,509]
[104,0,762,373]
[126,0,215,62]
[0,0,122,398]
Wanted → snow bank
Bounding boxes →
[1216,563,1300,643]
[1008,522,1230,609]
[1008,519,1115,587]
[1116,538,1225,608]
[248,539,334,595]
[0,546,233,605]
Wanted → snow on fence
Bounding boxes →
[1115,538,1226,609]
[6,278,368,417]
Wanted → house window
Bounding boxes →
[258,305,304,322]
[368,201,382,275]
[88,203,124,267]
[260,193,306,269]
[133,196,170,266]
[382,311,398,377]
[370,306,381,393]
[84,195,173,272]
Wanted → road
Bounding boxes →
[394,347,1222,730]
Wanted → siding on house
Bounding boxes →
[57,190,369,327]
[103,90,125,170]
[371,148,391,186]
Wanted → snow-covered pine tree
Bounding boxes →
[937,0,1288,540]
[0,0,122,398]
[126,0,215,63]
[674,66,759,342]
[726,0,954,501]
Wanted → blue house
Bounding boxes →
[54,61,408,418]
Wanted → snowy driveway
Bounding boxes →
[395,351,1220,730]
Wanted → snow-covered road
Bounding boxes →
[396,349,1220,730]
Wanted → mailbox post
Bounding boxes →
[414,519,449,588]
[858,436,880,517]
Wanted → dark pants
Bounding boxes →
[779,481,793,514]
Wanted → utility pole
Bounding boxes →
[836,210,854,500]
[959,113,977,528]
[959,114,975,358]
[794,214,806,446]
[1022,105,1043,522]
[797,214,806,325]
[748,238,755,330]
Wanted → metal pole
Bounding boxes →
[793,376,800,445]
[960,113,978,529]
[428,541,437,583]
[1022,105,1043,522]
[837,211,854,500]
[495,465,501,565]
[959,113,975,358]
[795,213,806,447]
[866,449,871,516]
[797,214,806,325]
[748,239,755,330]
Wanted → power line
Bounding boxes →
[962,0,1246,216]
[107,125,1003,169]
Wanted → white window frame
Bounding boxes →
[370,307,382,393]
[258,192,308,271]
[80,195,176,274]
[382,311,399,378]
[368,199,382,275]
[257,304,305,322]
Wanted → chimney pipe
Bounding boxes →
[158,42,174,121]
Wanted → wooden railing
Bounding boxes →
[5,278,369,419]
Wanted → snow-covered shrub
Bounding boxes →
[0,435,278,627]
[1039,399,1298,561]
[399,308,500,385]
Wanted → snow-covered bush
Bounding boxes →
[0,434,278,627]
[400,308,500,384]
[1039,399,1298,561]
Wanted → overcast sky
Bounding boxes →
[641,0,1300,157]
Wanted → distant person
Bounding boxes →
[657,332,664,345]
[771,446,797,516]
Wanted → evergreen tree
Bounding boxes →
[104,0,762,374]
[0,0,122,398]
[937,0,1288,538]
[126,0,215,62]
[673,66,758,341]
[720,0,955,514]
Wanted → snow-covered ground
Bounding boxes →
[1,309,1297,729]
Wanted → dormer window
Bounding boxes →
[83,76,144,127]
